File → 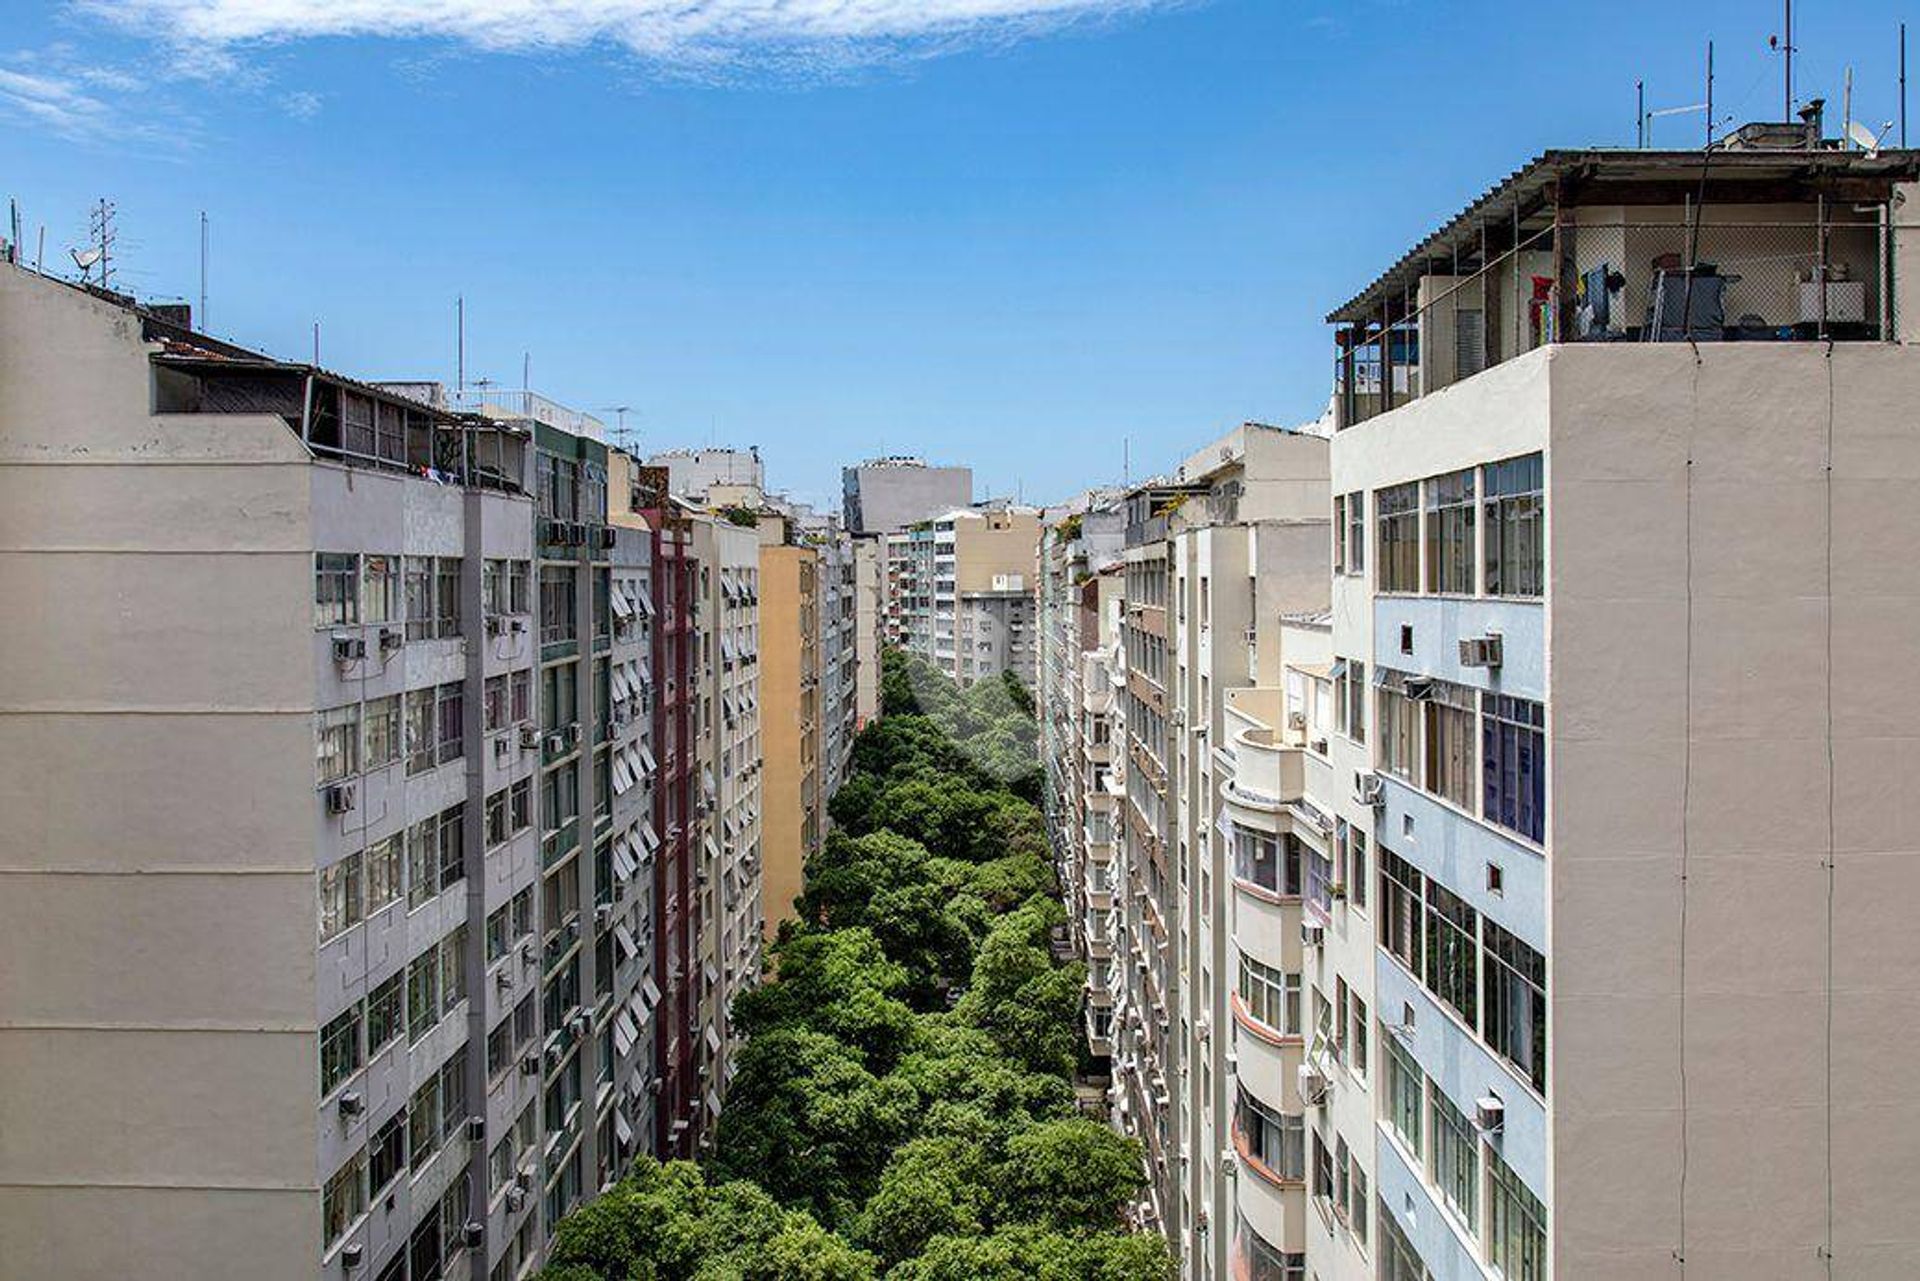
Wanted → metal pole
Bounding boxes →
[198,211,208,331]
[1903,22,1909,147]
[1785,0,1794,118]
[457,296,465,395]
[1638,79,1646,147]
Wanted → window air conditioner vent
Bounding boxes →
[331,635,367,663]
[1459,634,1504,669]
[325,782,357,815]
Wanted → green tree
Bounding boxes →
[852,1138,991,1267]
[994,1119,1147,1233]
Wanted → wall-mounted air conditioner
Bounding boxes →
[1297,1063,1329,1105]
[331,635,366,663]
[1353,771,1386,808]
[325,782,357,815]
[337,1090,365,1118]
[1476,1094,1506,1135]
[1301,922,1325,948]
[1459,634,1504,669]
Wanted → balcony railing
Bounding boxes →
[1334,209,1902,428]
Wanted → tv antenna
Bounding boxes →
[1770,0,1795,118]
[84,198,115,287]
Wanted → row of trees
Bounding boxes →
[537,652,1168,1279]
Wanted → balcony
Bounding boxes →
[1330,145,1920,429]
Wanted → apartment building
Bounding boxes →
[882,505,1041,688]
[610,453,707,1160]
[687,514,763,1119]
[813,528,860,799]
[757,541,822,938]
[0,266,663,1281]
[642,448,765,508]
[841,455,973,535]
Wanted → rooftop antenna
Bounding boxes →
[1122,436,1130,489]
[522,351,530,394]
[1637,79,1646,147]
[1770,1,1795,117]
[198,211,208,330]
[1902,23,1908,146]
[312,321,320,366]
[85,198,115,288]
[456,296,465,395]
[7,198,19,265]
[36,223,45,273]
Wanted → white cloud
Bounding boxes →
[281,88,321,117]
[79,0,1173,72]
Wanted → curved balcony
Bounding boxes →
[1222,725,1304,811]
[1230,994,1302,1115]
[1232,1121,1303,1256]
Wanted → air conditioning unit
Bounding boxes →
[544,1044,565,1069]
[1220,1149,1239,1175]
[1404,675,1437,702]
[1459,634,1504,668]
[1297,1063,1329,1105]
[325,782,357,815]
[568,1011,591,1039]
[486,615,506,637]
[544,733,567,754]
[519,724,540,750]
[340,1242,365,1270]
[1301,922,1325,948]
[565,722,581,746]
[462,1222,485,1249]
[1353,771,1386,808]
[379,627,403,651]
[511,617,528,634]
[466,1115,486,1141]
[595,904,613,928]
[495,967,514,993]
[1287,710,1307,731]
[505,1185,528,1213]
[520,1052,542,1076]
[516,1168,535,1192]
[337,1089,365,1118]
[1195,1015,1210,1042]
[331,635,367,663]
[599,526,617,549]
[1476,1094,1506,1135]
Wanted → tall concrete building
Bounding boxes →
[841,455,973,535]
[642,448,766,511]
[882,506,1041,688]
[1041,138,1920,1281]
[0,267,661,1281]
[852,537,885,726]
[756,542,822,939]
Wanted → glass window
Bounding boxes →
[1235,1084,1304,1181]
[321,1149,368,1248]
[511,668,533,723]
[316,704,360,786]
[1425,468,1476,594]
[407,951,440,1042]
[1484,919,1548,1095]
[1487,1152,1548,1281]
[367,973,404,1056]
[1379,847,1424,977]
[1376,669,1416,782]
[363,554,398,625]
[319,852,362,943]
[369,1112,406,1197]
[319,1003,362,1098]
[1332,494,1347,574]
[1232,826,1301,897]
[409,1075,440,1171]
[404,556,434,642]
[1379,1197,1434,1281]
[542,566,578,645]
[365,834,403,914]
[1430,1088,1479,1234]
[1483,694,1545,844]
[1237,952,1301,1036]
[1483,453,1543,598]
[1346,491,1366,575]
[405,688,437,776]
[1423,678,1477,810]
[1385,1037,1423,1160]
[1234,1211,1306,1280]
[434,558,463,638]
[364,695,402,770]
[315,553,358,629]
[1423,881,1480,1026]
[1376,482,1420,592]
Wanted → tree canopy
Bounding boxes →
[538,650,1168,1280]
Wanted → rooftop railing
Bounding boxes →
[1333,206,1904,428]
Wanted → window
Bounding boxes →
[406,803,465,908]
[1234,1212,1306,1280]
[365,835,402,914]
[1483,694,1545,844]
[508,560,531,614]
[439,924,469,1017]
[438,1046,468,1140]
[404,557,434,642]
[543,662,578,735]
[1379,847,1424,976]
[542,566,578,645]
[1385,1037,1423,1160]
[1376,669,1417,782]
[1483,453,1543,598]
[1425,468,1476,594]
[409,1075,440,1170]
[1484,920,1548,1094]
[1487,1152,1547,1281]
[369,1112,406,1196]
[316,705,360,786]
[363,554,398,624]
[320,1004,362,1097]
[511,668,533,723]
[1379,1197,1434,1281]
[1332,494,1346,573]
[542,761,580,835]
[407,683,464,775]
[511,777,532,834]
[1232,826,1301,897]
[315,553,358,628]
[406,950,440,1042]
[1312,1131,1335,1203]
[1424,881,1479,1025]
[321,1149,368,1248]
[1423,678,1477,810]
[1349,992,1369,1077]
[1342,820,1369,911]
[1349,1152,1370,1246]
[367,973,404,1056]
[486,787,512,847]
[1338,658,1365,744]
[484,675,509,732]
[1377,482,1420,592]
[1236,1085,1303,1180]
[1237,952,1301,1036]
[1430,1088,1479,1234]
[319,853,363,943]
[436,684,465,764]
[1346,491,1366,575]
[434,558,463,638]
[364,695,402,770]
[487,1014,514,1079]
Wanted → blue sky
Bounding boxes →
[1,1,1909,510]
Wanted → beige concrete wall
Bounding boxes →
[953,510,1040,593]
[1548,341,1920,1279]
[757,545,816,940]
[0,268,322,1278]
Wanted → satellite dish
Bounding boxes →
[70,246,102,270]
[1848,120,1893,155]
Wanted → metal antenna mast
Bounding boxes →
[199,211,208,330]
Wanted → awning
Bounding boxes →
[623,744,646,784]
[639,820,660,853]
[641,975,661,1009]
[615,924,639,961]
[637,742,657,773]
[611,586,635,621]
[613,1011,638,1057]
[705,1088,722,1117]
[635,590,656,618]
[704,1024,722,1053]
[614,1106,634,1147]
[612,753,635,795]
[1286,660,1335,681]
[635,661,653,684]
[704,835,720,863]
[721,634,736,661]
[1327,658,1350,682]
[612,837,638,883]
[612,664,634,701]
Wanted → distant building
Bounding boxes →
[883,506,1041,687]
[841,455,973,535]
[643,448,766,506]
